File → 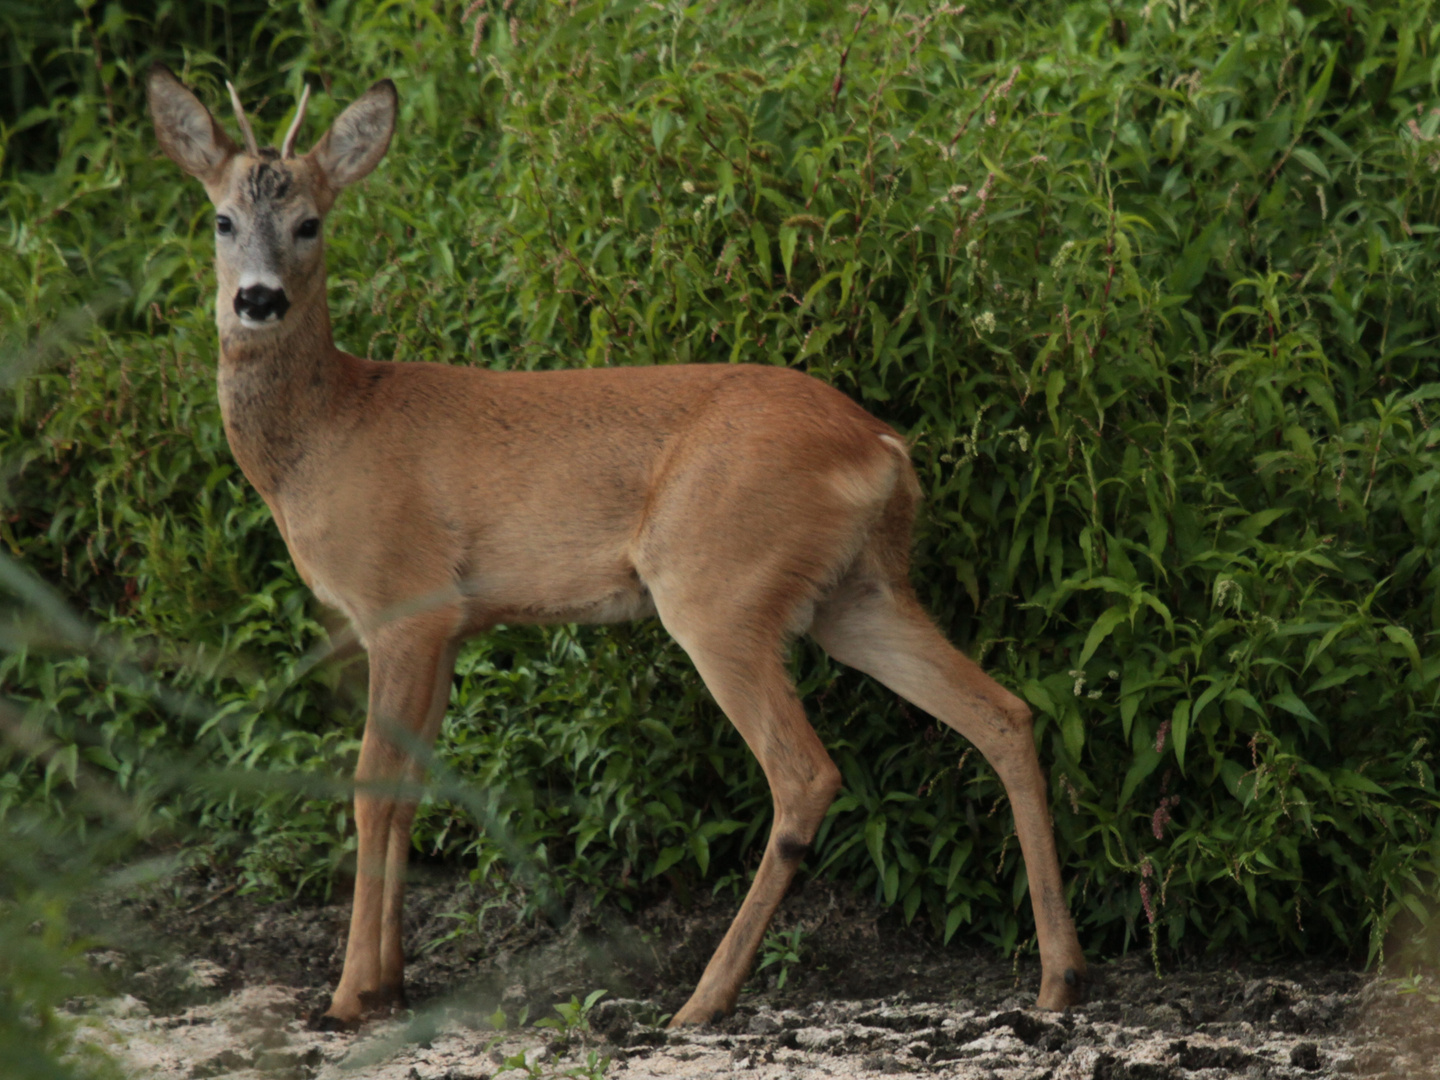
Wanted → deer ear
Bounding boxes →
[147,64,237,186]
[309,79,396,190]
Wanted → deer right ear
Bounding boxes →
[309,79,397,190]
[147,64,237,186]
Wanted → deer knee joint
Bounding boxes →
[998,692,1033,734]
[776,760,841,844]
[813,759,843,805]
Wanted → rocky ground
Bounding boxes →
[68,870,1440,1079]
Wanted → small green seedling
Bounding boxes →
[756,926,806,990]
[536,989,608,1037]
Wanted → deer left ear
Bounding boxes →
[148,64,238,186]
[309,79,397,190]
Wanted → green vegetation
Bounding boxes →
[758,925,808,990]
[3,0,1439,1073]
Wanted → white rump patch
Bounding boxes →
[828,452,900,510]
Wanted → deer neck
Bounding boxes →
[216,293,345,500]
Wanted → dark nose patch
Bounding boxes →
[234,285,290,323]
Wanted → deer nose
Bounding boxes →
[234,284,290,323]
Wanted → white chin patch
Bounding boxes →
[237,313,282,329]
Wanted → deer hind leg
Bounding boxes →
[323,616,459,1028]
[657,600,842,1028]
[810,582,1087,1010]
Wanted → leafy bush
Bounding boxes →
[2,1,1438,1027]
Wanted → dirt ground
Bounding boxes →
[68,868,1440,1080]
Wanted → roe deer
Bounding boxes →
[147,65,1087,1028]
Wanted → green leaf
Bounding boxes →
[1269,692,1318,726]
[864,815,887,876]
[943,904,970,944]
[1302,44,1338,122]
[1078,605,1129,669]
[952,557,981,609]
[946,840,974,891]
[1169,219,1221,296]
[651,108,676,153]
[1383,625,1422,672]
[1119,746,1163,808]
[1334,770,1387,796]
[750,220,772,283]
[779,225,798,282]
[1046,368,1066,435]
[1234,508,1290,537]
[1061,706,1085,762]
[637,718,675,745]
[1290,147,1330,182]
[1022,680,1058,717]
[649,845,686,879]
[689,831,710,876]
[1171,699,1192,773]
[903,886,923,924]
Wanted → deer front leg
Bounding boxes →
[323,619,458,1028]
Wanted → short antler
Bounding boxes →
[225,80,260,157]
[281,82,311,159]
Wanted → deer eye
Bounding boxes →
[215,215,233,235]
[296,218,320,239]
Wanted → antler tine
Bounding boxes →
[281,82,311,159]
[226,80,261,157]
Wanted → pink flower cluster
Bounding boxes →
[1139,858,1156,924]
[1152,795,1180,839]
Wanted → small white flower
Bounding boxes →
[1051,240,1076,270]
[974,310,997,334]
[1215,578,1242,611]
[681,180,696,195]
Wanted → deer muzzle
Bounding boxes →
[234,284,291,324]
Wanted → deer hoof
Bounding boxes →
[1037,965,1088,1011]
[313,984,407,1030]
[667,1001,730,1028]
[311,1007,362,1033]
[360,985,409,1013]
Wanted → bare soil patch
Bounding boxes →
[69,869,1438,1079]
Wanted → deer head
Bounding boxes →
[147,65,396,338]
